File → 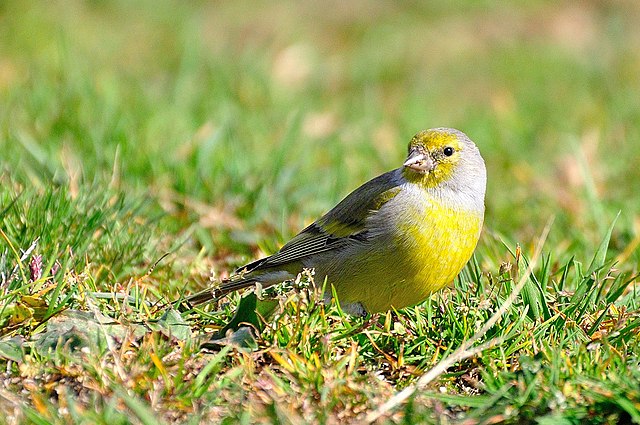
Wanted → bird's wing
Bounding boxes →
[240,170,403,272]
[182,170,403,307]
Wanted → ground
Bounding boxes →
[1,1,640,424]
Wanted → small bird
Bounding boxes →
[185,128,486,316]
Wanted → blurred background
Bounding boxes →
[1,0,639,270]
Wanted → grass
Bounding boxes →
[1,0,640,423]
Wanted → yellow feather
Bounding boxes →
[388,199,483,310]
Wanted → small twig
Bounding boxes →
[144,252,171,278]
[362,218,554,424]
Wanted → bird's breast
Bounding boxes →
[315,187,484,314]
[382,192,484,310]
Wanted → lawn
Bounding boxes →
[1,1,640,423]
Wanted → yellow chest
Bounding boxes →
[383,197,483,310]
[322,192,484,314]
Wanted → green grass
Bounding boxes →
[1,1,640,423]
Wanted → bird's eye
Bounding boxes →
[443,147,454,157]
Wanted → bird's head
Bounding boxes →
[402,128,486,194]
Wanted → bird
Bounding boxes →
[184,128,486,316]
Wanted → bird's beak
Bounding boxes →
[404,151,434,173]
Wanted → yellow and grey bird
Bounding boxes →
[186,128,486,316]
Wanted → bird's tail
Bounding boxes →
[178,276,259,310]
